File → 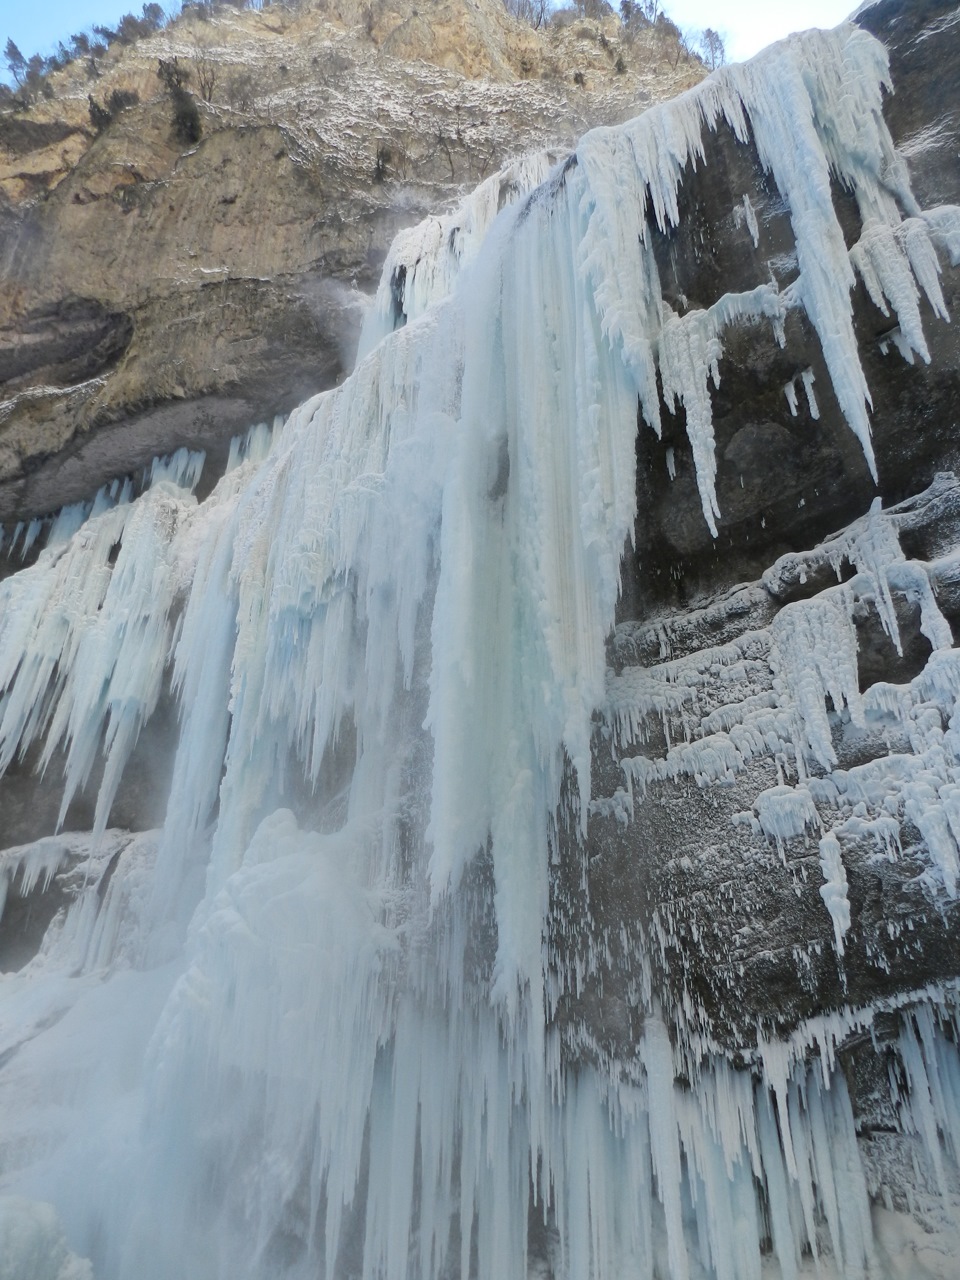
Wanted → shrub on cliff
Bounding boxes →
[157,57,202,145]
[224,70,256,111]
[88,88,140,133]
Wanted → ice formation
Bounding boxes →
[1,21,960,1280]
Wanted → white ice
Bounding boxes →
[0,20,959,1280]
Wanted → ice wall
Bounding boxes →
[1,21,960,1280]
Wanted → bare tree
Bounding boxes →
[224,69,256,111]
[671,27,697,68]
[503,0,549,28]
[699,26,726,69]
[620,0,662,22]
[191,36,218,101]
[621,0,670,43]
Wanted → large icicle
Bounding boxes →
[576,23,957,494]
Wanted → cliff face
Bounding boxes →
[2,4,960,1276]
[0,0,701,522]
[555,0,960,1072]
[2,0,958,1049]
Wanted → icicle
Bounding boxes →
[18,518,43,559]
[145,446,205,492]
[800,368,819,419]
[659,285,785,535]
[922,204,960,265]
[734,192,760,248]
[754,783,820,851]
[770,588,864,771]
[818,831,850,955]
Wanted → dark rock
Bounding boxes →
[858,0,960,208]
[555,1,960,1080]
[0,296,133,389]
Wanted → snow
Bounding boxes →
[0,20,960,1280]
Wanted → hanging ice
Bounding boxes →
[1,21,960,1280]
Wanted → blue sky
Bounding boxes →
[1,1,159,63]
[1,0,861,71]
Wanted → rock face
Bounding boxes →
[532,0,960,1235]
[1,3,960,1278]
[570,0,960,1044]
[0,0,700,521]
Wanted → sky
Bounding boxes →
[1,0,862,71]
[1,1,152,63]
[663,0,861,62]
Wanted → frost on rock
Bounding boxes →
[0,21,959,1280]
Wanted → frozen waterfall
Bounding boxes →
[2,21,960,1280]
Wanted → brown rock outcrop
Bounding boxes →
[0,0,701,521]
